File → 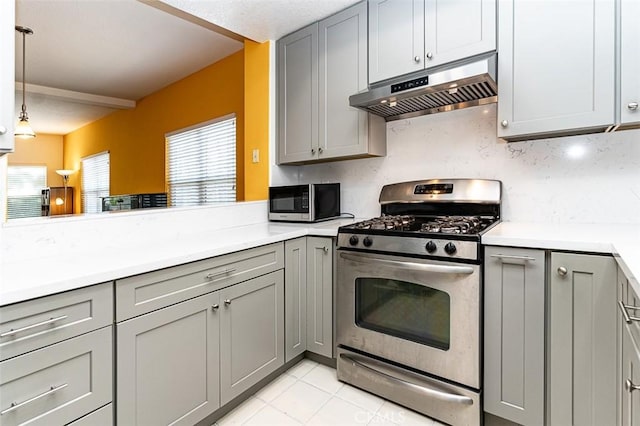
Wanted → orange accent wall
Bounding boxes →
[9,133,64,186]
[243,40,270,201]
[63,50,245,213]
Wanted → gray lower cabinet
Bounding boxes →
[117,292,220,426]
[219,270,285,405]
[484,247,545,425]
[68,404,113,426]
[622,318,640,426]
[284,237,334,360]
[306,236,334,358]
[548,252,617,426]
[285,237,307,362]
[0,326,112,426]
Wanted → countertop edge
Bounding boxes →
[1,219,355,307]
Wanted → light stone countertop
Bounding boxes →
[0,218,358,307]
[3,218,639,307]
[483,222,640,295]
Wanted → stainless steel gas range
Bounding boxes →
[335,178,501,426]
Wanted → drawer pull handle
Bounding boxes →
[627,379,640,393]
[490,254,536,262]
[205,268,236,280]
[224,299,232,306]
[0,315,68,338]
[618,300,640,324]
[1,383,68,415]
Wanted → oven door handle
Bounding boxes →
[339,252,474,275]
[340,353,474,406]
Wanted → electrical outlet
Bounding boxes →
[252,149,259,163]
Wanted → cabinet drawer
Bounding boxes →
[67,403,112,426]
[0,326,112,426]
[0,283,113,361]
[116,242,284,321]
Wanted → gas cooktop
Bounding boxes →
[342,214,496,235]
[337,179,502,262]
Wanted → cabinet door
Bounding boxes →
[117,292,220,426]
[424,0,495,68]
[622,322,640,426]
[549,252,617,426]
[306,237,333,358]
[369,0,425,83]
[0,327,111,426]
[619,267,631,426]
[277,23,318,164]
[497,0,615,140]
[219,271,284,405]
[620,0,640,126]
[319,1,370,160]
[0,0,14,153]
[285,238,307,362]
[484,247,545,426]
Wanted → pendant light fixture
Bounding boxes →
[15,25,36,139]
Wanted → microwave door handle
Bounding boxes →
[339,252,474,275]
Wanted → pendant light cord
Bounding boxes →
[21,28,26,115]
[16,26,33,119]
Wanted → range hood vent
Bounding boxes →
[350,54,497,122]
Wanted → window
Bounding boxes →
[166,114,236,207]
[7,165,46,219]
[82,151,110,214]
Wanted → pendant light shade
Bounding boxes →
[15,25,35,139]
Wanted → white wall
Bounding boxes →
[271,104,640,224]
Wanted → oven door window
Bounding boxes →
[355,278,450,351]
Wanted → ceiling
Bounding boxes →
[14,0,359,135]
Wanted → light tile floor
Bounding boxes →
[215,359,446,426]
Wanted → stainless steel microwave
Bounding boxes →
[269,183,340,222]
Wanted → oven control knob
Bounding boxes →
[349,235,359,246]
[363,237,373,247]
[444,242,457,255]
[425,241,437,253]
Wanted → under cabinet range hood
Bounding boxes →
[350,54,497,122]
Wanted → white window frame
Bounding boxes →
[81,151,110,214]
[166,114,237,207]
[6,165,47,219]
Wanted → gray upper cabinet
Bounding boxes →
[0,0,14,154]
[319,2,386,161]
[620,0,640,127]
[117,291,220,426]
[497,0,616,141]
[219,271,285,405]
[278,2,385,165]
[484,247,545,426]
[368,0,424,83]
[277,23,319,164]
[306,237,334,358]
[548,252,617,426]
[368,0,496,84]
[285,238,307,362]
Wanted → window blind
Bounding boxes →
[166,115,236,206]
[82,151,110,214]
[7,165,47,219]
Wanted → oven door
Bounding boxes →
[336,250,480,389]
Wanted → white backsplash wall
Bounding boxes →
[272,104,640,224]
